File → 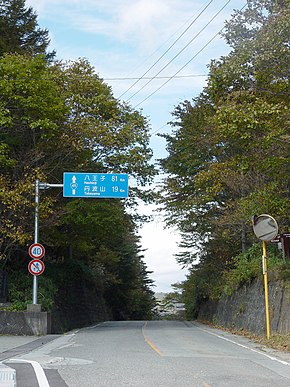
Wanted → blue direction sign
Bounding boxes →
[63,172,129,198]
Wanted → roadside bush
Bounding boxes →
[7,269,57,311]
[221,244,285,297]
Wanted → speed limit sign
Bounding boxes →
[29,243,45,259]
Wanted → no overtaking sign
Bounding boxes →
[28,259,45,276]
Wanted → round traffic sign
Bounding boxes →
[29,243,45,259]
[28,259,45,276]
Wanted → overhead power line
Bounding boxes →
[142,3,249,142]
[133,29,223,109]
[104,74,208,81]
[128,0,233,102]
[122,1,214,81]
[117,0,214,99]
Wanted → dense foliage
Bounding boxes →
[0,0,55,59]
[160,0,290,316]
[0,0,156,319]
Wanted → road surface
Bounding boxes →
[1,320,290,386]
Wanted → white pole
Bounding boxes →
[32,179,39,304]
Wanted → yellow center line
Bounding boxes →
[142,321,164,357]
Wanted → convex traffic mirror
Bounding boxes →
[252,214,279,241]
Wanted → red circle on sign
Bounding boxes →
[28,259,45,276]
[29,243,45,259]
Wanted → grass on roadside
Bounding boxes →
[252,333,290,353]
[198,321,290,353]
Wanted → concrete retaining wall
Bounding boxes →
[0,310,51,335]
[0,280,111,335]
[197,279,290,335]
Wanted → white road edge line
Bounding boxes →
[9,359,50,387]
[196,326,290,367]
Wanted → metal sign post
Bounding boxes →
[31,173,128,306]
[32,179,40,304]
[31,181,63,304]
[262,240,271,339]
[252,214,279,339]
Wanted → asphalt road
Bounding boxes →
[1,320,290,386]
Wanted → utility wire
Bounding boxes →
[121,1,213,81]
[117,0,214,99]
[1,74,207,81]
[105,74,208,81]
[128,0,232,102]
[133,29,222,108]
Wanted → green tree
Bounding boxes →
[201,0,290,237]
[160,0,290,315]
[0,1,156,319]
[0,54,155,263]
[55,59,155,192]
[47,199,155,319]
[160,95,217,264]
[0,54,65,262]
[0,52,156,318]
[0,0,54,59]
[161,0,289,259]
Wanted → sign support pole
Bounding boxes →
[33,179,40,304]
[32,181,63,305]
[252,214,278,339]
[262,241,271,339]
[30,175,126,305]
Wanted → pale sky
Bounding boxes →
[26,0,246,292]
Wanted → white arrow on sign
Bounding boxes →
[70,175,78,195]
